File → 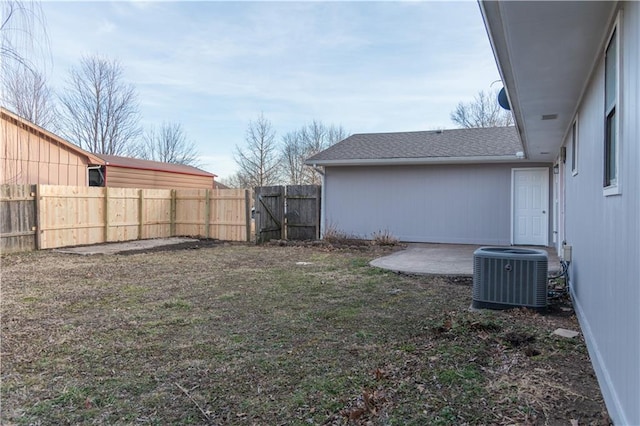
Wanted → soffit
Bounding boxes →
[481,1,616,161]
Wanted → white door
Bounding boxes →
[512,168,549,246]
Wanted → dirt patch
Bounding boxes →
[53,237,201,256]
[116,238,230,255]
[1,243,610,425]
[57,237,404,257]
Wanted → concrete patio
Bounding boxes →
[370,243,561,276]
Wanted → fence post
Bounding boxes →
[170,189,176,237]
[281,186,286,240]
[204,189,211,239]
[315,185,321,240]
[34,184,41,250]
[104,186,110,243]
[138,189,144,240]
[245,189,251,242]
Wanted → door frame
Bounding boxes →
[510,167,550,246]
[553,158,567,253]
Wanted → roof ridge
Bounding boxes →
[350,126,516,137]
[96,154,216,177]
[306,126,523,165]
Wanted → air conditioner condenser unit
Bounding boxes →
[472,247,548,310]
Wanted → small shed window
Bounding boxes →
[89,167,104,187]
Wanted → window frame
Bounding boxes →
[603,13,621,196]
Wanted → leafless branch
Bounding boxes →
[450,89,513,128]
[58,55,141,155]
[234,113,281,187]
[280,121,347,185]
[175,383,214,424]
[0,0,51,76]
[1,63,56,129]
[136,122,200,166]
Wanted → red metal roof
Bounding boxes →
[96,154,217,178]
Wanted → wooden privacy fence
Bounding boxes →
[1,185,36,252]
[254,185,321,243]
[1,184,252,253]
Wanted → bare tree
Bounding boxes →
[281,129,306,185]
[2,63,56,128]
[136,122,200,166]
[1,1,54,183]
[58,55,141,155]
[234,113,281,187]
[1,0,56,126]
[281,121,347,185]
[1,0,49,75]
[219,171,251,189]
[450,89,513,128]
[305,122,347,184]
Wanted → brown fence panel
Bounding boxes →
[254,185,321,243]
[286,185,321,241]
[255,186,285,243]
[0,184,36,253]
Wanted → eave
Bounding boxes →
[479,1,617,162]
[306,155,529,167]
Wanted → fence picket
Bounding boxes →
[0,184,253,252]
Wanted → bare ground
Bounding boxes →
[1,241,610,425]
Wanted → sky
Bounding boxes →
[37,0,502,180]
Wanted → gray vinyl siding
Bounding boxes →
[323,162,551,245]
[562,3,639,424]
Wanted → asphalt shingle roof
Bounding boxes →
[306,126,522,165]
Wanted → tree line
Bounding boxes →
[1,1,200,166]
[2,0,513,186]
[0,0,349,185]
[227,114,347,188]
[1,1,344,181]
[226,86,514,188]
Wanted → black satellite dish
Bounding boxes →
[498,87,510,111]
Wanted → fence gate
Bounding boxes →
[255,185,321,243]
[1,184,37,253]
[255,185,285,243]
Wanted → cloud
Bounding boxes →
[97,19,116,35]
[41,1,502,178]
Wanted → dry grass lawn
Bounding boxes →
[1,242,609,425]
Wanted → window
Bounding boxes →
[88,167,104,187]
[604,21,620,194]
[571,120,578,175]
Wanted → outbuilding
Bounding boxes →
[306,126,553,246]
[94,155,216,190]
[1,107,103,185]
[1,107,217,190]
